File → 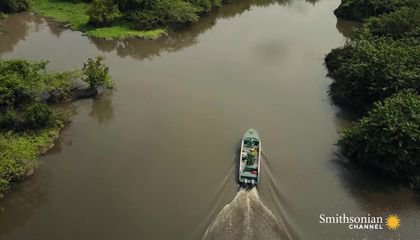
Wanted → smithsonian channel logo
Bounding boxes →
[319,213,400,230]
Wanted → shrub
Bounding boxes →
[128,0,199,29]
[0,73,33,108]
[88,0,120,27]
[187,0,223,13]
[410,176,420,191]
[0,179,8,197]
[324,45,353,73]
[161,0,199,26]
[0,0,29,13]
[0,155,26,196]
[338,91,420,179]
[65,0,92,2]
[0,59,78,107]
[327,37,420,111]
[42,71,80,103]
[0,56,104,198]
[334,0,419,21]
[0,59,48,107]
[363,7,420,39]
[82,56,112,89]
[0,103,56,131]
[118,0,223,13]
[23,103,55,129]
[0,108,24,131]
[0,132,39,197]
[116,0,232,29]
[117,0,156,12]
[128,10,163,30]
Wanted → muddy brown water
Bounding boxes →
[1,1,419,239]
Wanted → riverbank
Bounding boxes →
[328,0,420,192]
[30,0,166,39]
[0,57,112,198]
[0,124,63,197]
[28,0,237,40]
[334,0,419,21]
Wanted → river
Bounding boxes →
[0,0,419,239]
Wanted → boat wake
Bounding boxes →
[203,188,290,240]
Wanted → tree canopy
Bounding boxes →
[338,91,420,188]
[326,37,419,112]
[0,57,112,197]
[0,0,29,13]
[330,0,420,192]
[334,0,419,21]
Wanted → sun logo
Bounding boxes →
[385,215,400,230]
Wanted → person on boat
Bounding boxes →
[247,151,256,165]
[241,152,248,161]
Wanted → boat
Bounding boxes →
[239,128,261,187]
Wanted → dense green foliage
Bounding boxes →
[334,0,419,21]
[30,0,236,39]
[31,0,166,39]
[127,0,200,30]
[0,59,68,196]
[0,128,61,197]
[327,37,419,111]
[117,0,234,30]
[363,7,420,39]
[117,0,228,15]
[0,59,77,107]
[0,132,37,196]
[0,103,56,131]
[88,0,120,26]
[338,92,420,188]
[0,0,29,13]
[331,1,420,192]
[327,1,420,112]
[0,57,111,197]
[82,56,112,89]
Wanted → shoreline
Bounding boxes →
[0,54,113,198]
[23,124,62,178]
[30,0,167,40]
[1,89,104,198]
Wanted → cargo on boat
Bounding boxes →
[239,129,261,187]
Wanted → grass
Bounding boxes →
[30,0,166,39]
[85,23,166,39]
[0,125,62,197]
[0,12,7,20]
[31,0,90,29]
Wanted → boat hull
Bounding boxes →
[238,129,261,188]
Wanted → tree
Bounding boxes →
[117,0,156,12]
[326,37,419,112]
[334,0,419,21]
[0,0,29,13]
[88,0,120,27]
[128,0,199,30]
[0,103,56,131]
[0,59,77,107]
[82,56,112,89]
[363,7,420,39]
[338,91,420,179]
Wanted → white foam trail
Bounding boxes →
[203,188,290,240]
